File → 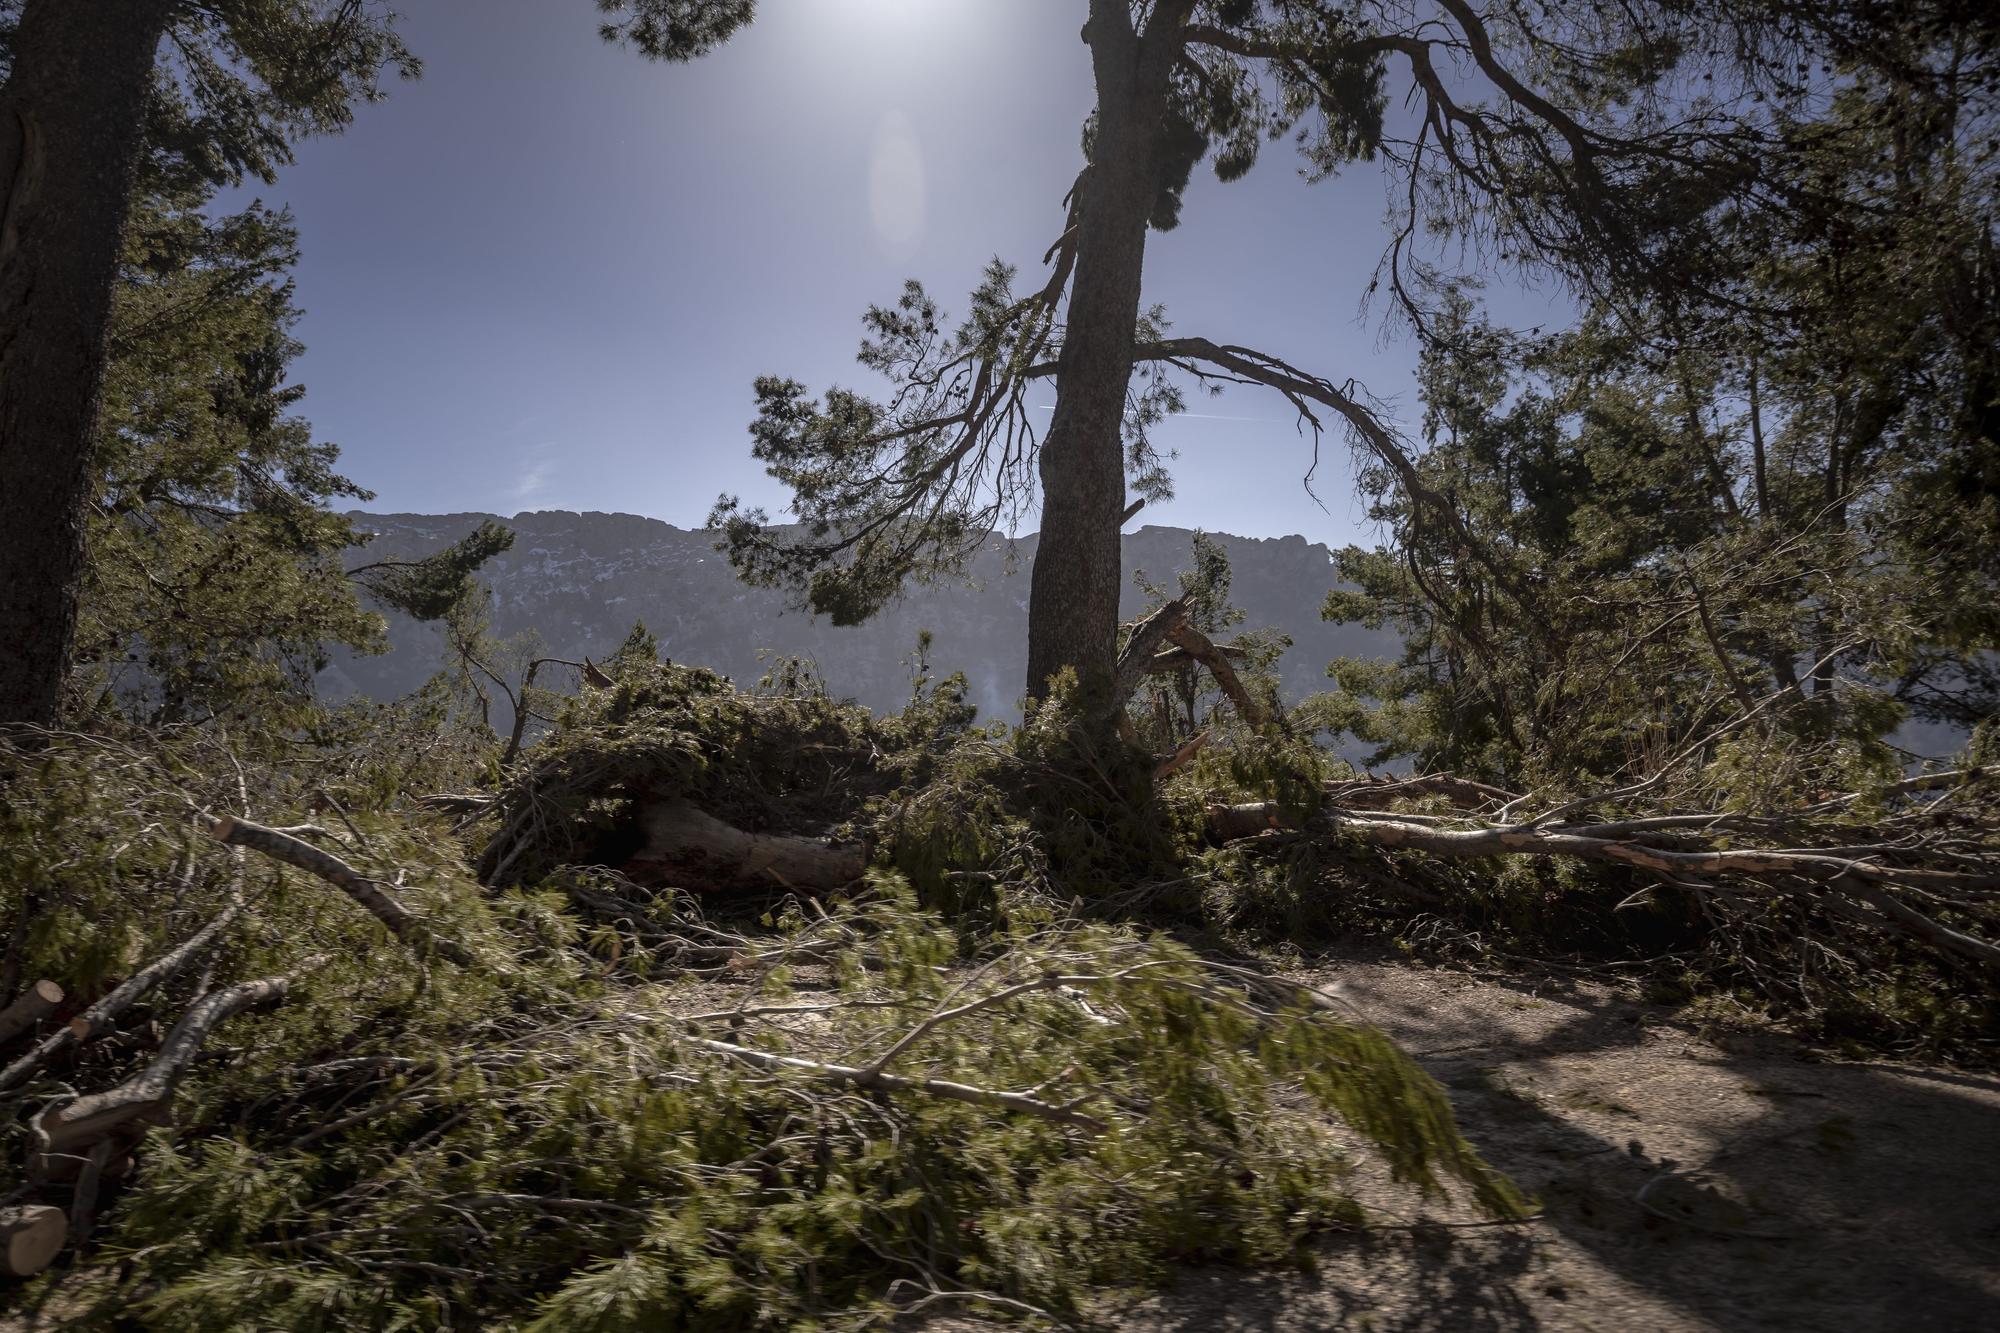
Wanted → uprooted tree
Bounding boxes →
[704,0,1864,724]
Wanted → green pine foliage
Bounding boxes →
[0,691,1526,1330]
[77,182,384,728]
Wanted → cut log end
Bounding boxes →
[0,980,64,1045]
[0,1205,65,1278]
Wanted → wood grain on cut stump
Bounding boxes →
[0,1205,65,1278]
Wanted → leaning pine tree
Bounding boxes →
[705,0,1856,727]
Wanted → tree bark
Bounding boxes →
[30,976,288,1181]
[0,0,173,729]
[1024,3,1187,714]
[626,798,865,893]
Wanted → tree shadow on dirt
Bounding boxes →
[1119,951,2000,1331]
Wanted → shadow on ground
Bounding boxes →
[1109,952,2000,1332]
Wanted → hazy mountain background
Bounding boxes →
[327,510,1399,725]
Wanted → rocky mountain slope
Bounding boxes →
[326,510,1398,724]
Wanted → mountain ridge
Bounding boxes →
[326,509,1399,723]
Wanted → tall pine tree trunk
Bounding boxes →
[1024,6,1178,713]
[0,0,170,729]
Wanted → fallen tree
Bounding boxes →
[472,658,920,892]
[625,796,864,892]
[1208,766,2000,973]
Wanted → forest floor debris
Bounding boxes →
[987,946,2000,1332]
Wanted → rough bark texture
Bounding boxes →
[30,976,288,1180]
[626,798,865,893]
[1024,2,1188,711]
[0,0,173,729]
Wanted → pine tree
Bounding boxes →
[0,0,754,730]
[706,0,1863,732]
[0,0,414,729]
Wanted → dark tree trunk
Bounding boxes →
[0,0,171,730]
[1024,3,1183,712]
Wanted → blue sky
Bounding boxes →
[246,0,1565,545]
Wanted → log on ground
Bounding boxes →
[0,1205,65,1278]
[0,980,62,1046]
[30,976,288,1180]
[623,798,864,893]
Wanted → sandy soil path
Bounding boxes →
[1103,952,2000,1332]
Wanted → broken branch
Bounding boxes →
[207,814,476,967]
[31,975,289,1180]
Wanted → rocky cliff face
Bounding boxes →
[325,510,1400,723]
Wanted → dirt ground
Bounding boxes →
[1090,951,2000,1333]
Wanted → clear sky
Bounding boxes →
[244,0,1565,546]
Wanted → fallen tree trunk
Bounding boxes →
[208,814,476,967]
[30,975,288,1180]
[0,1205,65,1278]
[0,980,61,1046]
[625,798,865,893]
[1208,801,1290,841]
[1207,801,2000,972]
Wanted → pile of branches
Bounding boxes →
[471,659,962,893]
[0,726,491,1282]
[1205,763,2000,1040]
[0,721,1523,1326]
[96,894,1521,1330]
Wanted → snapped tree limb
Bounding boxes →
[29,975,289,1181]
[1206,796,2000,972]
[207,814,477,968]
